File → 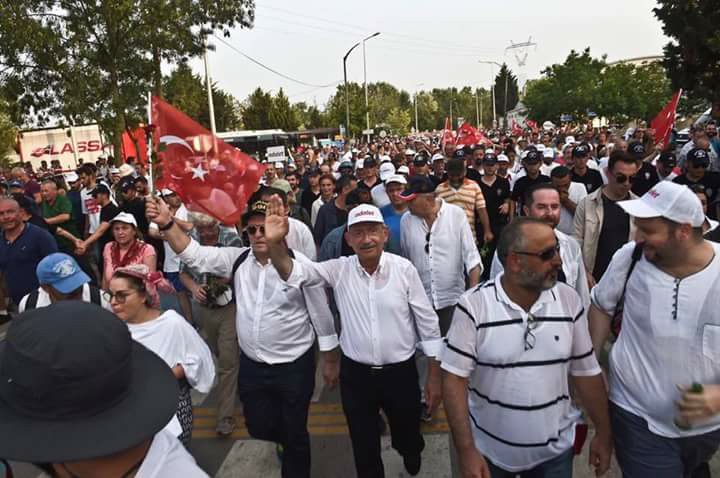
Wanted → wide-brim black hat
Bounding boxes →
[0,303,179,463]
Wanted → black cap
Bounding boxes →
[400,175,436,199]
[119,180,136,194]
[363,157,377,168]
[688,148,710,168]
[452,149,466,159]
[483,153,498,165]
[307,167,320,176]
[523,150,542,163]
[242,200,268,223]
[628,142,646,159]
[413,155,428,166]
[90,184,111,197]
[658,151,677,166]
[572,143,591,158]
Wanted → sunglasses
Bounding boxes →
[513,243,560,262]
[614,173,637,184]
[424,231,431,254]
[246,225,265,236]
[524,313,539,351]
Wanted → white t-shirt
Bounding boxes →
[126,310,215,393]
[18,284,112,313]
[150,205,189,273]
[136,429,208,478]
[80,187,102,233]
[557,182,587,236]
[591,241,720,438]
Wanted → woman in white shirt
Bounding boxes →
[108,265,215,445]
[311,174,336,227]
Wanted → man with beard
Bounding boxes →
[590,181,720,477]
[442,217,611,477]
[489,183,590,308]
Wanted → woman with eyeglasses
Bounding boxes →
[107,264,215,446]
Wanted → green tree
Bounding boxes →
[524,48,605,122]
[269,89,298,130]
[293,102,325,130]
[0,0,254,156]
[0,97,17,162]
[325,82,367,137]
[654,0,720,118]
[385,107,411,135]
[163,64,242,131]
[494,64,520,118]
[595,62,671,123]
[241,88,274,130]
[414,92,439,131]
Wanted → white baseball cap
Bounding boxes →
[63,172,79,183]
[618,181,707,228]
[379,162,396,181]
[497,154,510,163]
[543,149,555,159]
[346,204,385,229]
[355,159,365,171]
[404,148,416,156]
[564,136,576,146]
[109,212,138,228]
[431,153,445,162]
[397,165,410,175]
[384,174,407,185]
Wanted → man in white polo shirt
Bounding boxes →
[265,198,442,478]
[443,217,611,478]
[589,181,720,477]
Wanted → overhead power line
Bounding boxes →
[212,34,340,88]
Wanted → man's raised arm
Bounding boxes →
[265,195,294,281]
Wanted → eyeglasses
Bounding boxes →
[103,290,138,304]
[614,173,637,184]
[424,231,431,254]
[246,225,265,236]
[524,313,539,351]
[512,243,560,262]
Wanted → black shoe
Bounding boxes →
[403,453,421,476]
[0,313,10,325]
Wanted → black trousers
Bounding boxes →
[340,355,425,478]
[237,347,315,478]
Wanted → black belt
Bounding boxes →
[341,354,414,373]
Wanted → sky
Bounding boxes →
[187,0,669,110]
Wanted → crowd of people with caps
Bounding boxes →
[0,118,719,478]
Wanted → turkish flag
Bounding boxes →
[121,127,149,164]
[151,96,265,225]
[455,122,487,146]
[650,90,682,146]
[441,117,454,148]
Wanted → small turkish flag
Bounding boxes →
[650,90,682,147]
[455,122,486,146]
[441,117,454,148]
[151,96,265,225]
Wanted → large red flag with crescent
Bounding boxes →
[650,90,682,146]
[151,96,265,225]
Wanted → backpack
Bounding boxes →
[24,285,102,311]
[610,242,644,337]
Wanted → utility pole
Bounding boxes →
[343,41,361,138]
[203,40,217,135]
[362,32,381,143]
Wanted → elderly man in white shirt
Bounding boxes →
[146,197,338,478]
[399,175,482,335]
[265,198,442,478]
[489,183,590,308]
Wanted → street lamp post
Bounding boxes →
[362,32,381,143]
[414,82,424,132]
[479,60,505,127]
[343,41,361,138]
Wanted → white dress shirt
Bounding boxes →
[285,252,442,366]
[178,240,338,364]
[287,217,317,260]
[557,182,588,236]
[489,229,590,308]
[400,200,482,309]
